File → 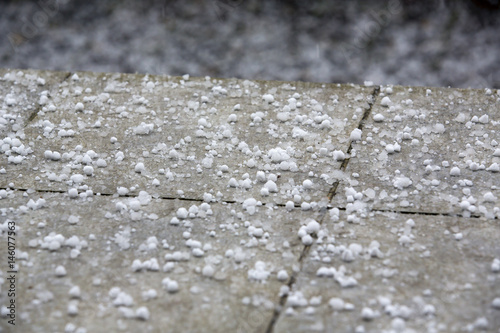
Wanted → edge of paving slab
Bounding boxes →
[264,86,382,333]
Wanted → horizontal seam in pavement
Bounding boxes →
[367,207,488,219]
[266,86,381,333]
[1,187,490,220]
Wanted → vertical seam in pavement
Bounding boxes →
[265,86,381,333]
[327,86,380,201]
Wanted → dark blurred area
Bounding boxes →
[0,0,499,88]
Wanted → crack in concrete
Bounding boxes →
[265,86,381,333]
[23,71,72,127]
[1,186,491,222]
[327,86,380,201]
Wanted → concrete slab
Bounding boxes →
[273,210,500,333]
[0,189,324,333]
[332,85,500,218]
[1,69,499,333]
[0,69,375,205]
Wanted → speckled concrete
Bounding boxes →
[331,85,500,218]
[0,69,499,333]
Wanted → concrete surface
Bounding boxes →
[0,69,499,333]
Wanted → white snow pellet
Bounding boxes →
[69,286,81,298]
[262,94,274,103]
[70,174,84,184]
[491,258,500,272]
[393,176,412,189]
[256,171,266,182]
[483,192,497,202]
[479,114,489,124]
[301,234,313,245]
[361,307,377,321]
[248,261,270,282]
[373,113,385,122]
[68,188,78,198]
[332,150,345,161]
[486,163,499,172]
[341,249,355,262]
[423,304,435,316]
[133,123,154,135]
[228,178,238,188]
[305,220,320,234]
[202,265,215,277]
[67,303,78,316]
[277,270,289,281]
[450,167,461,176]
[135,162,145,173]
[162,278,179,293]
[491,298,500,309]
[380,96,391,107]
[350,129,362,141]
[176,208,188,219]
[264,180,278,193]
[68,215,79,225]
[398,235,412,246]
[329,298,345,311]
[136,306,150,320]
[391,318,406,331]
[142,289,158,301]
[474,317,489,330]
[75,102,84,111]
[117,187,129,196]
[96,158,107,167]
[55,265,67,277]
[83,166,94,176]
[303,179,313,189]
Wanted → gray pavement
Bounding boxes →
[0,69,499,332]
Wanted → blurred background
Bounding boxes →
[1,0,499,88]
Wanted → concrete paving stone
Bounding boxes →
[0,69,375,205]
[332,85,500,218]
[274,210,500,333]
[0,69,68,137]
[0,189,324,333]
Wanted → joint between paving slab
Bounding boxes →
[267,87,383,333]
[327,86,380,201]
[3,186,491,221]
[368,207,489,220]
[265,203,330,333]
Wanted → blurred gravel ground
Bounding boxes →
[0,0,499,88]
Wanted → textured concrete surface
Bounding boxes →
[1,70,374,205]
[0,69,499,333]
[274,211,500,333]
[332,85,500,218]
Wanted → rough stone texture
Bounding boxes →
[274,211,500,333]
[0,69,68,136]
[0,69,499,333]
[332,85,500,217]
[0,190,323,333]
[1,69,375,205]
